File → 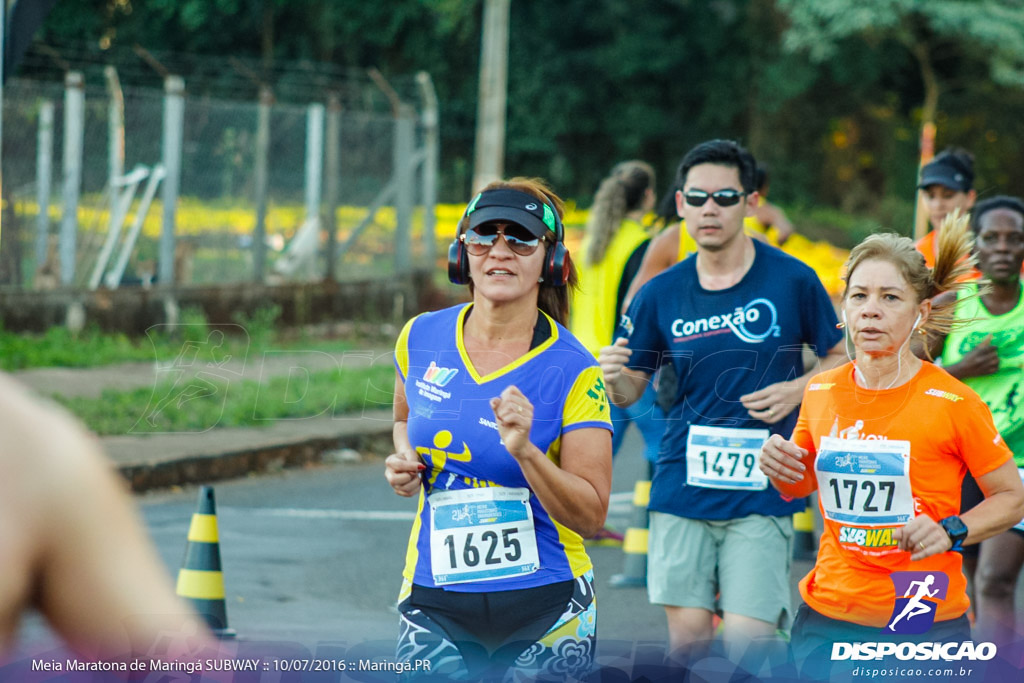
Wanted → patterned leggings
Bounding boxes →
[395,571,596,681]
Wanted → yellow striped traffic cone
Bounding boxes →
[793,503,817,561]
[176,486,235,638]
[610,479,651,588]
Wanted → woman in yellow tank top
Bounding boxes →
[570,161,666,533]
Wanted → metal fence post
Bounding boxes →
[159,75,185,286]
[35,99,54,271]
[105,66,124,186]
[253,85,272,283]
[416,72,439,269]
[324,93,341,281]
[393,104,415,274]
[305,103,324,225]
[60,71,85,286]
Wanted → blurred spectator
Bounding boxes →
[915,147,977,268]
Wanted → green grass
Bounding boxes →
[54,364,396,435]
[0,307,233,370]
[0,325,153,370]
[0,305,375,371]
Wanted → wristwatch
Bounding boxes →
[940,516,969,552]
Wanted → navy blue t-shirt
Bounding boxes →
[619,240,842,520]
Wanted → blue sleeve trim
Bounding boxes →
[563,420,614,435]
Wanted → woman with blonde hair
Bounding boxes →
[571,162,665,487]
[759,215,1024,676]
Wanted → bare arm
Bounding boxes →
[755,202,795,244]
[598,337,651,407]
[491,387,611,537]
[6,378,212,659]
[893,459,1024,561]
[936,334,1000,379]
[622,224,680,311]
[918,292,1001,377]
[962,460,1024,544]
[385,373,424,497]
[741,340,847,424]
[759,434,818,499]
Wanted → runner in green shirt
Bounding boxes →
[929,195,1024,646]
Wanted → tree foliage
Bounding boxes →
[778,0,1024,124]
[780,0,1024,85]
[18,0,1024,213]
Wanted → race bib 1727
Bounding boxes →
[816,436,914,527]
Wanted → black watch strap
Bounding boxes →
[940,515,968,552]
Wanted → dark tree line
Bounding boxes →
[21,0,1024,217]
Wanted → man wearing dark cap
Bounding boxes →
[916,147,977,268]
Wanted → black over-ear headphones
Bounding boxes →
[447,188,568,287]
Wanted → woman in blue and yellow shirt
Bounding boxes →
[385,178,613,680]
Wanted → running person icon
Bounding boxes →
[888,575,939,632]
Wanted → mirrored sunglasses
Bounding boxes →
[463,223,542,256]
[683,189,747,207]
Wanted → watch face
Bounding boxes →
[942,516,968,539]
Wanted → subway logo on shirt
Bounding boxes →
[838,525,898,548]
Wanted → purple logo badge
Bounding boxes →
[884,571,949,634]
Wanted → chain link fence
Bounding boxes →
[1,68,437,291]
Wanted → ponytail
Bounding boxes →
[583,161,655,267]
[922,210,980,340]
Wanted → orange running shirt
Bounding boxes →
[791,362,1012,627]
[914,231,940,270]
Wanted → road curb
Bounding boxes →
[116,428,394,493]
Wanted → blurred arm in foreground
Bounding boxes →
[0,372,213,661]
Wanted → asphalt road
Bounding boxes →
[11,426,821,668]
[9,426,1024,683]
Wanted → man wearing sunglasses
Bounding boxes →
[599,139,846,669]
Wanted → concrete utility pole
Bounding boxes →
[472,0,510,193]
